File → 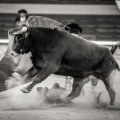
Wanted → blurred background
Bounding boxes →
[0,0,120,41]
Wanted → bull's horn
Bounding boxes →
[12,27,27,35]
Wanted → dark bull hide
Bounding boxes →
[0,15,77,91]
[0,16,82,91]
[11,26,120,105]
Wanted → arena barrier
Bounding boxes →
[0,39,118,46]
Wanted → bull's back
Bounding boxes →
[60,32,109,70]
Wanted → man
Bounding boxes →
[14,9,29,27]
[65,22,82,35]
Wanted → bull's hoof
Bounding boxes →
[60,95,72,101]
[65,96,73,101]
[60,97,73,105]
[21,87,31,93]
[109,102,114,106]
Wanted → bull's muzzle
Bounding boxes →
[11,51,19,57]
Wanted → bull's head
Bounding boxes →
[11,26,29,57]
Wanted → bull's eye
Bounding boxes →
[15,34,23,42]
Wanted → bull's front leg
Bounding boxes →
[21,62,59,93]
[22,66,40,84]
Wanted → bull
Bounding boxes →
[11,26,120,105]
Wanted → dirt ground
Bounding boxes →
[0,45,120,120]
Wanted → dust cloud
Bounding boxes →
[0,74,72,110]
[5,72,24,89]
[0,70,120,111]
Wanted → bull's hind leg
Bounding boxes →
[66,77,91,100]
[102,70,116,105]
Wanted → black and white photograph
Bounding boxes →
[0,0,120,120]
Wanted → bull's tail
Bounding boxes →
[110,42,120,71]
[111,42,120,55]
[116,62,120,71]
